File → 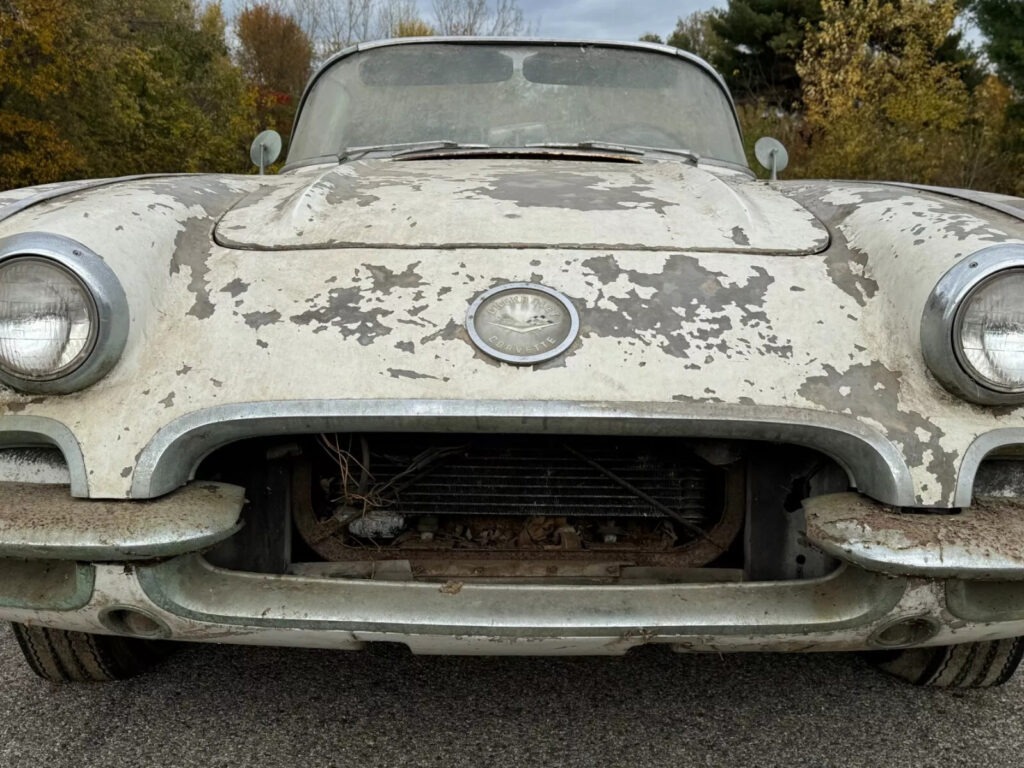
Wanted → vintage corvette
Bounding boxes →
[1,38,1023,688]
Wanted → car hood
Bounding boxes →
[214,158,829,254]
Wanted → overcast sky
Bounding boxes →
[220,1,980,47]
[219,1,722,42]
[516,0,717,40]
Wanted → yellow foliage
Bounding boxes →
[0,0,262,191]
[0,0,87,187]
[393,19,436,37]
[798,0,970,184]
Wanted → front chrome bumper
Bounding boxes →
[4,488,1024,655]
[2,554,1024,655]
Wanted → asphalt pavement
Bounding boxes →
[1,623,1022,767]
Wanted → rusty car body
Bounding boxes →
[1,38,1024,686]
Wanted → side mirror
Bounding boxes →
[250,130,282,175]
[754,137,789,181]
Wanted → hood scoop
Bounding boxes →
[215,158,829,253]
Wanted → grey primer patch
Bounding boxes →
[158,392,175,408]
[243,310,282,330]
[387,368,437,380]
[672,393,723,404]
[170,217,217,319]
[464,169,673,215]
[176,364,192,376]
[120,466,133,478]
[580,254,780,360]
[395,341,415,353]
[364,262,425,295]
[290,286,393,345]
[160,176,253,319]
[220,278,250,297]
[781,183,888,307]
[730,226,750,246]
[420,319,462,345]
[797,362,958,504]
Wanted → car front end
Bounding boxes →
[1,38,1023,686]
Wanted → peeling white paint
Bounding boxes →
[0,173,1020,505]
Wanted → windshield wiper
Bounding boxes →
[525,141,700,164]
[626,145,701,164]
[338,140,489,161]
[525,141,646,156]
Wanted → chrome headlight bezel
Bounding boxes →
[0,233,128,394]
[922,244,1024,406]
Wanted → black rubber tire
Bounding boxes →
[869,637,1024,688]
[10,623,165,682]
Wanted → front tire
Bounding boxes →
[869,637,1024,688]
[10,623,165,682]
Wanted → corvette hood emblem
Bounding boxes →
[466,283,580,364]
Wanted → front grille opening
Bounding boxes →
[293,434,742,570]
[198,434,846,584]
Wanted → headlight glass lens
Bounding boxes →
[957,268,1024,392]
[0,257,97,380]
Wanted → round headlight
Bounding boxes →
[921,245,1024,406]
[0,257,98,380]
[955,268,1024,393]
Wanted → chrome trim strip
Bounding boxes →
[287,37,747,170]
[920,244,1024,406]
[0,174,188,226]
[130,399,915,504]
[955,428,1024,507]
[137,555,905,637]
[0,233,130,395]
[0,415,88,496]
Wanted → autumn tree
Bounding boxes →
[377,0,435,37]
[236,3,313,140]
[73,1,259,177]
[0,0,261,190]
[0,0,87,188]
[798,0,970,184]
[392,18,435,36]
[237,4,313,98]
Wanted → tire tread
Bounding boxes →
[10,623,162,683]
[871,636,1024,689]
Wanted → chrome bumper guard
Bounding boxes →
[804,493,1024,580]
[0,481,245,560]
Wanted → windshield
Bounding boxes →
[287,43,746,166]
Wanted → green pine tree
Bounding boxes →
[971,0,1024,94]
[710,0,824,108]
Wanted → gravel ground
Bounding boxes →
[2,624,1023,768]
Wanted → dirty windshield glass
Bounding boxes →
[287,43,746,166]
